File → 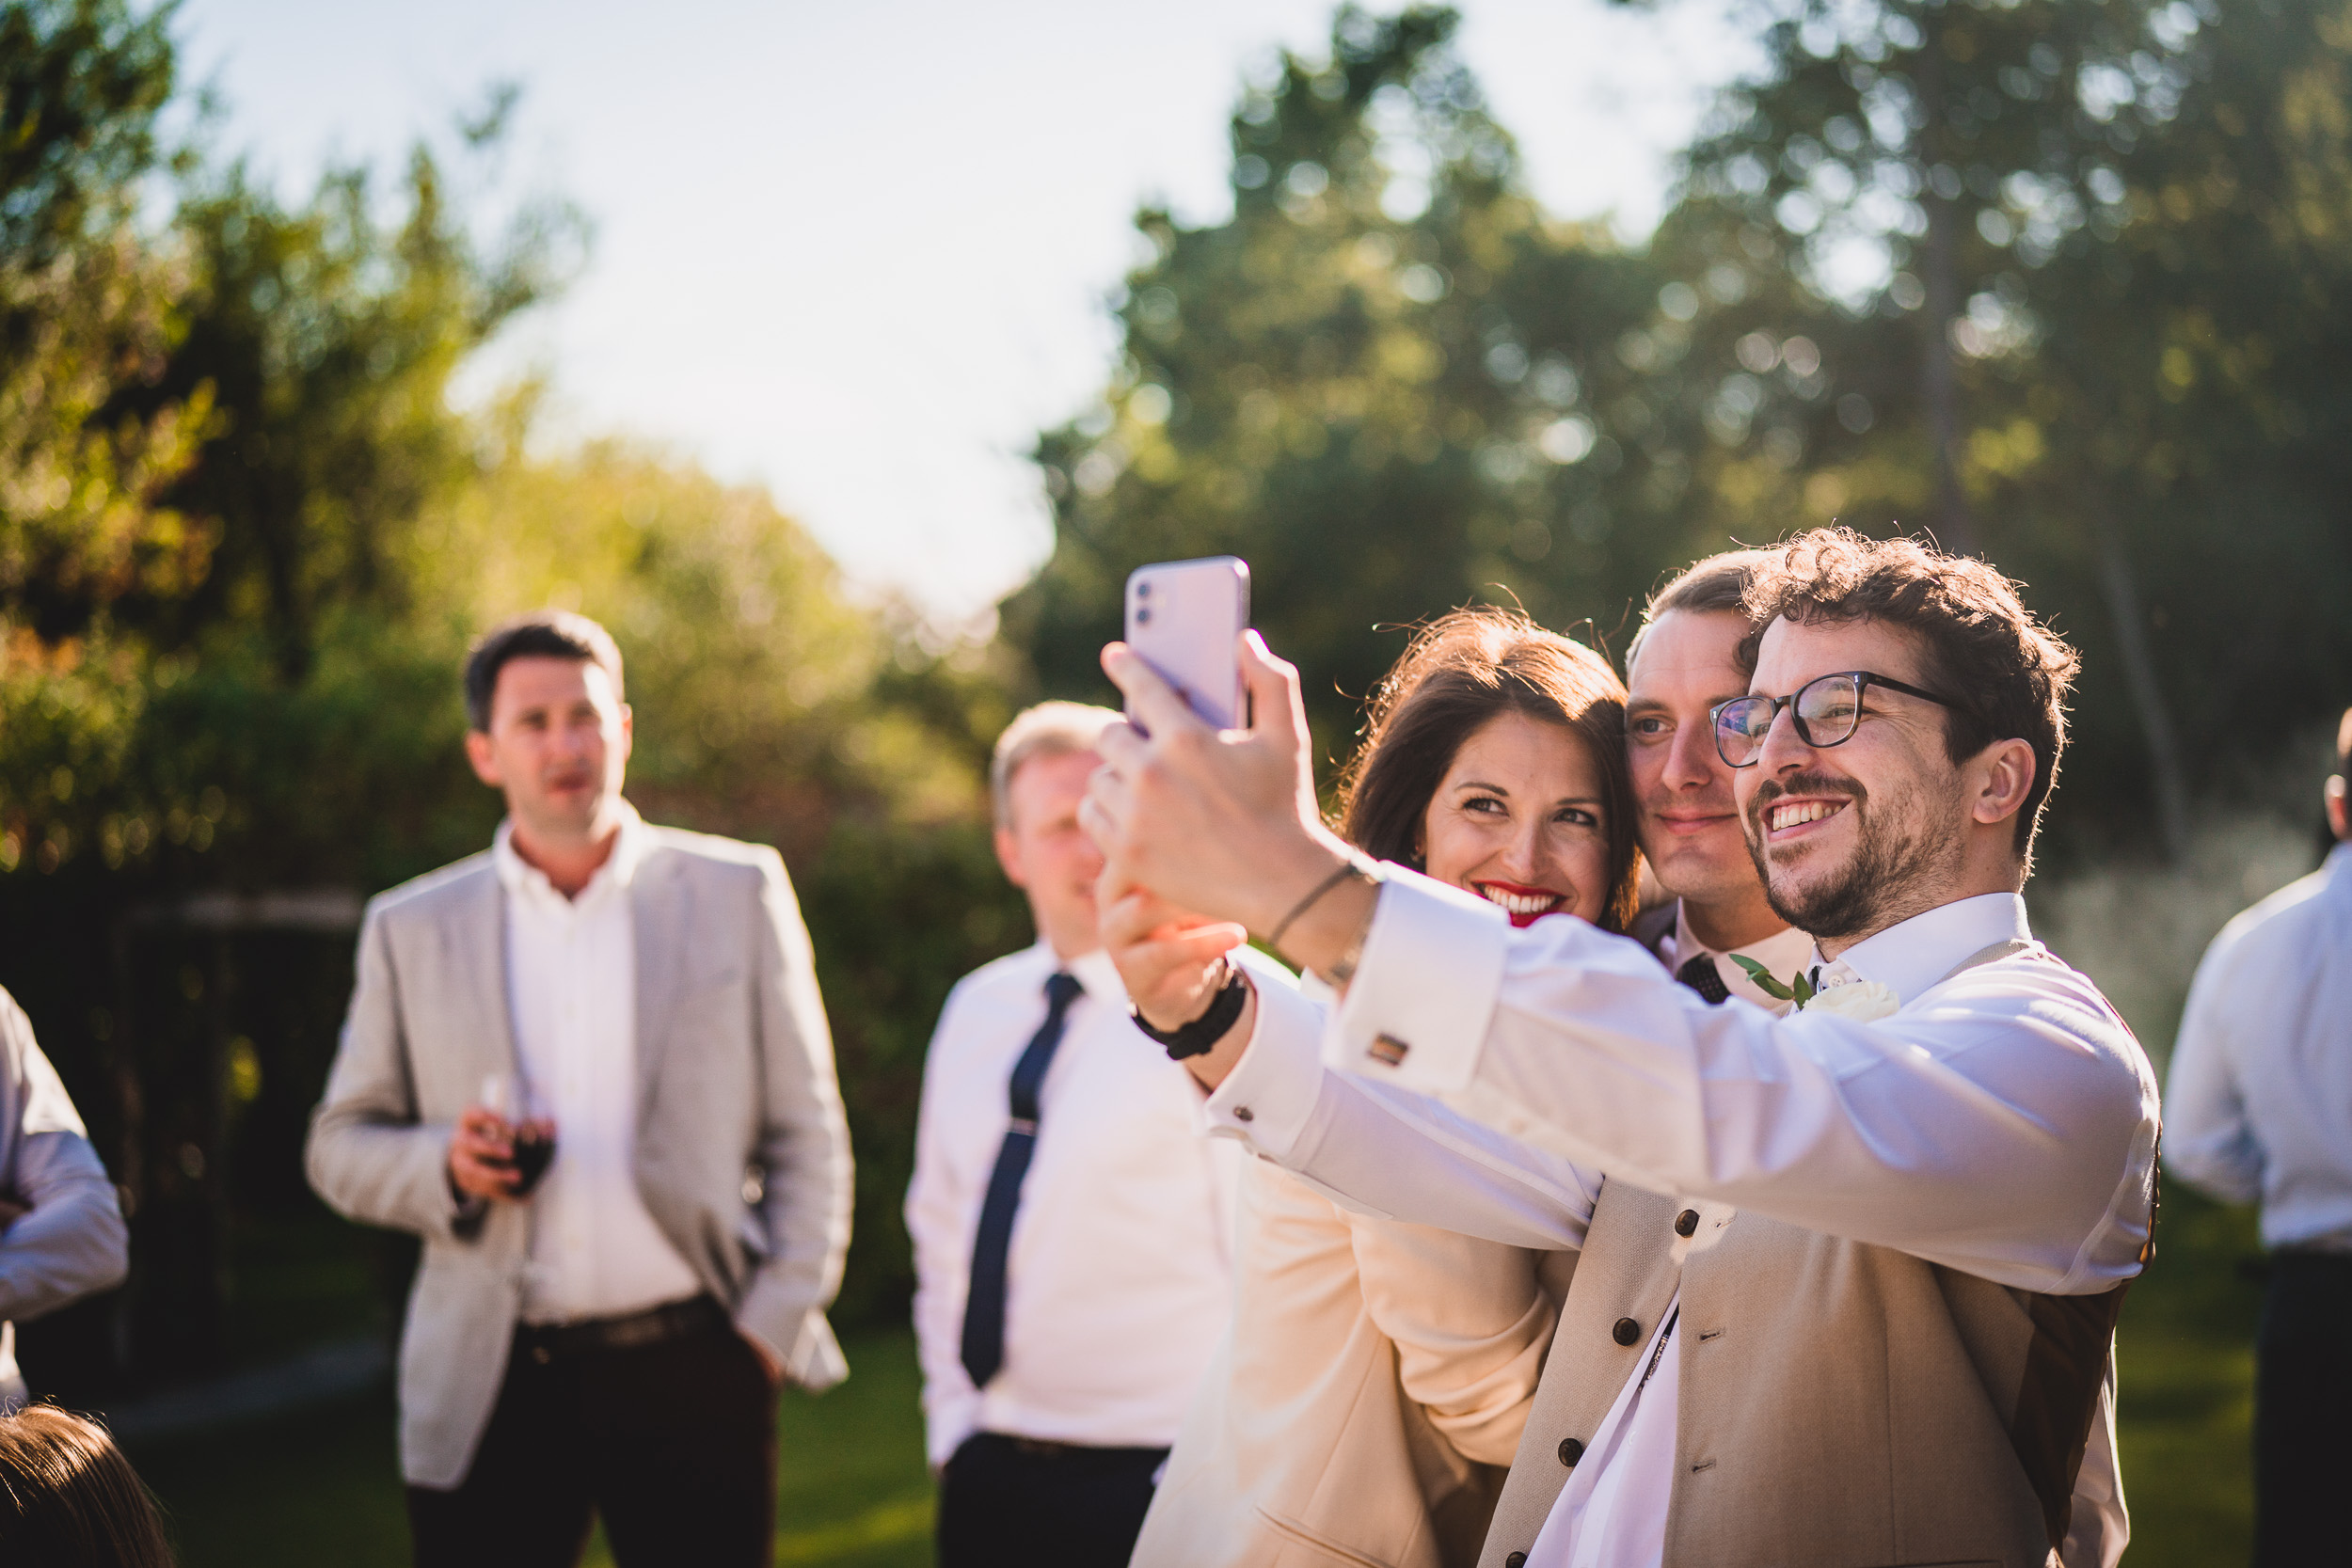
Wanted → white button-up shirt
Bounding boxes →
[494,807,704,1323]
[905,942,1240,1468]
[2167,843,2352,1250]
[1654,901,1819,1011]
[1206,874,2156,1568]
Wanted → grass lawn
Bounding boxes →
[125,1190,2263,1566]
[129,1326,936,1568]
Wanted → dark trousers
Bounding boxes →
[935,1432,1167,1568]
[2254,1251,2352,1567]
[405,1309,779,1568]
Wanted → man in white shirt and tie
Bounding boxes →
[905,702,1236,1568]
[309,611,853,1568]
[1621,550,1816,1003]
[2166,705,2352,1567]
[1087,529,2156,1568]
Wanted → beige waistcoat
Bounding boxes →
[1477,1179,2124,1568]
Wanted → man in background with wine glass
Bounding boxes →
[307,610,853,1568]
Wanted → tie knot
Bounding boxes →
[1044,972,1084,1011]
[1675,953,1731,1006]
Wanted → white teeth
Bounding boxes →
[1769,800,1843,832]
[1479,886,1561,915]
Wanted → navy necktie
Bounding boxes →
[960,971,1086,1390]
[1677,952,1731,1005]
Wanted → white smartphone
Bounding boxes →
[1123,556,1250,731]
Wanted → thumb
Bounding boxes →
[1239,630,1308,751]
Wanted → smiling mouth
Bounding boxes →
[1765,798,1850,836]
[1472,880,1568,927]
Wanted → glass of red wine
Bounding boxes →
[482,1074,558,1196]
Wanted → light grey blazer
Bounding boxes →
[305,823,854,1488]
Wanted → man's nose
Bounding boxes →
[1754,701,1811,775]
[1664,720,1722,791]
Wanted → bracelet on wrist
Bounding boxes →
[1131,960,1251,1060]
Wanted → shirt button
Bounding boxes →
[1556,1437,1583,1467]
[1676,1209,1700,1237]
[1232,1106,1254,1123]
[1506,1556,1528,1568]
[1613,1317,1643,1346]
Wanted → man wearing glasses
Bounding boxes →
[1088,528,2156,1568]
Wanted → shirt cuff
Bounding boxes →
[1201,968,1329,1162]
[1327,867,1511,1098]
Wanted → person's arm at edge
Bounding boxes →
[0,993,125,1321]
[903,977,981,1472]
[2160,921,2262,1204]
[736,847,855,1390]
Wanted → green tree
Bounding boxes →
[1004,6,1676,760]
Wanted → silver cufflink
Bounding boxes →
[1368,1034,1409,1067]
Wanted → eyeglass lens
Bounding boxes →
[1714,673,1867,767]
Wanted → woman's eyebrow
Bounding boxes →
[1451,778,1512,795]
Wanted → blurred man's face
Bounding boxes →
[466,657,631,844]
[1737,616,1970,942]
[1626,609,1757,905]
[996,749,1108,960]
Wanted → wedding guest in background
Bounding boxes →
[1621,552,1815,997]
[0,1405,173,1567]
[2165,705,2352,1568]
[906,702,1237,1568]
[307,610,852,1568]
[0,990,130,1415]
[1132,610,1626,1568]
[1093,530,2155,1568]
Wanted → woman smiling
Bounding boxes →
[1128,608,1642,1568]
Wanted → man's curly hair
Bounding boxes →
[1741,529,2080,864]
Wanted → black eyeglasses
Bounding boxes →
[1709,671,1959,768]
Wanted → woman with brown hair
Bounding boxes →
[0,1405,175,1566]
[1121,607,1641,1568]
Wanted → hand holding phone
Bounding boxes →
[1123,556,1250,732]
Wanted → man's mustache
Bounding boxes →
[1744,771,1867,835]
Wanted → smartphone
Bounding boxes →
[1123,556,1250,731]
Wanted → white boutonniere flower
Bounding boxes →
[1728,957,1899,1022]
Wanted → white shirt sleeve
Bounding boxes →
[1205,971,1601,1253]
[1327,871,2157,1295]
[2161,923,2264,1205]
[904,980,980,1469]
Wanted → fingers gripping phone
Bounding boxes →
[1124,557,1250,732]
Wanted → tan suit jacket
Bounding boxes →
[305,823,854,1487]
[1135,1156,1573,1568]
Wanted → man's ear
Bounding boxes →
[2327,776,2347,842]
[464,728,502,788]
[993,822,1028,888]
[1968,737,2037,830]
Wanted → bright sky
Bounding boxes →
[174,0,1756,629]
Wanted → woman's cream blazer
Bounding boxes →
[1133,1154,1574,1568]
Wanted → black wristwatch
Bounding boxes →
[1132,961,1251,1060]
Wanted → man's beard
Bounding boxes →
[1744,770,1948,943]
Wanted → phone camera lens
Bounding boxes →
[1136,580,1152,596]
[1136,607,1152,625]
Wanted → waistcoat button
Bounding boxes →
[1613,1316,1643,1346]
[1676,1209,1700,1237]
[1506,1555,1529,1568]
[1557,1437,1583,1467]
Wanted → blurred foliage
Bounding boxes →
[1009,0,2352,863]
[0,0,1025,1376]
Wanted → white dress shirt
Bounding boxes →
[1203,872,2157,1568]
[2168,843,2352,1250]
[906,941,1240,1468]
[494,807,704,1323]
[1654,903,1819,1011]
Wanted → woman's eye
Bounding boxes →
[1463,796,1505,815]
[1557,808,1599,829]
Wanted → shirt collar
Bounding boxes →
[2327,841,2352,902]
[493,800,646,909]
[1818,891,2032,1005]
[1062,944,1130,1007]
[1675,902,1818,1011]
